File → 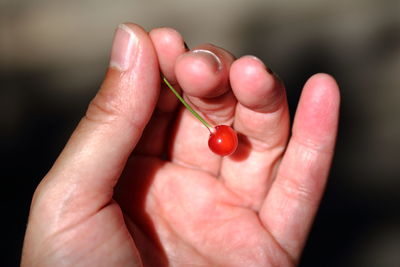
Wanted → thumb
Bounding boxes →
[33,23,159,217]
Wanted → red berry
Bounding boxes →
[208,125,238,156]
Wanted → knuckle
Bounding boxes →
[85,87,125,124]
[277,174,317,205]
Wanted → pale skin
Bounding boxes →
[21,23,340,266]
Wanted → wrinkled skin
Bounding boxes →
[21,23,340,267]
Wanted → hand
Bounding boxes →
[21,23,340,266]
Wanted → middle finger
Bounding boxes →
[169,44,236,176]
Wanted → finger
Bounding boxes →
[260,74,340,261]
[150,27,188,82]
[33,23,160,224]
[220,56,290,210]
[170,45,236,175]
[134,27,187,156]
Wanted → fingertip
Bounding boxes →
[305,73,340,93]
[231,55,269,82]
[301,73,340,115]
[150,27,186,82]
[293,73,340,151]
[115,22,148,39]
[150,27,182,40]
[149,27,187,113]
[175,49,224,97]
[231,55,284,112]
[308,72,337,83]
[150,27,184,45]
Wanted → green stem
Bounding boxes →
[162,76,212,130]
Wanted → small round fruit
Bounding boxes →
[208,125,238,156]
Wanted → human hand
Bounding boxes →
[21,23,340,266]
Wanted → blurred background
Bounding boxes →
[1,0,399,266]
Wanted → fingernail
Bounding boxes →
[110,24,138,71]
[247,55,270,72]
[184,41,190,51]
[191,49,222,72]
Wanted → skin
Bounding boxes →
[21,23,340,267]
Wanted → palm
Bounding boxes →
[52,150,286,266]
[114,61,293,265]
[117,153,291,266]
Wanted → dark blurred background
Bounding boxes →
[1,0,400,266]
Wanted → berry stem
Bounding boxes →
[163,76,212,130]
